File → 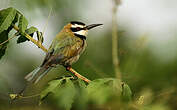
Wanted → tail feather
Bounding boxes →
[25,67,41,81]
[24,67,51,84]
[34,68,51,84]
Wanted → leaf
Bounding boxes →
[12,12,19,25]
[0,30,9,59]
[86,78,122,104]
[121,83,132,102]
[18,15,28,33]
[25,26,38,34]
[0,24,14,60]
[17,26,38,43]
[54,78,76,110]
[40,79,63,100]
[41,77,132,109]
[37,31,44,43]
[0,10,18,59]
[0,7,17,34]
[40,77,76,110]
[73,79,88,110]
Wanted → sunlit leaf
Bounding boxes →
[0,7,17,34]
[25,26,38,34]
[18,15,28,33]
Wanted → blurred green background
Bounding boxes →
[0,0,177,110]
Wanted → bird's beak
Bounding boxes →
[86,24,103,30]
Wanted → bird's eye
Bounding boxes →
[76,27,80,30]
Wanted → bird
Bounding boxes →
[24,21,102,84]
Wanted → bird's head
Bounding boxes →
[64,21,103,39]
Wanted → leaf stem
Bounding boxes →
[0,34,16,46]
[20,94,40,99]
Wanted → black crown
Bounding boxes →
[70,21,85,26]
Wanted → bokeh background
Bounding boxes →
[0,0,177,110]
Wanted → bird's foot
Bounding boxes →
[65,66,71,71]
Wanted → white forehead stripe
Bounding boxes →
[71,24,85,28]
[74,30,88,36]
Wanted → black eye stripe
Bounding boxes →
[70,27,85,32]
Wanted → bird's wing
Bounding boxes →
[41,35,83,67]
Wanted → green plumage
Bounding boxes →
[25,21,102,84]
[25,24,86,84]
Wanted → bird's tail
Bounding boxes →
[24,66,51,84]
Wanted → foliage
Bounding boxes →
[40,77,132,110]
[0,6,175,110]
[0,7,16,34]
[0,7,17,59]
[0,7,133,110]
[0,7,41,59]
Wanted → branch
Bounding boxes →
[112,0,122,80]
[13,24,91,83]
[13,24,48,53]
[66,67,91,83]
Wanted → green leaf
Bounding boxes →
[25,26,38,34]
[121,83,132,102]
[37,31,44,43]
[18,15,28,33]
[87,78,122,104]
[0,30,9,59]
[54,78,76,110]
[0,7,17,34]
[41,77,76,110]
[0,24,14,60]
[17,26,38,43]
[73,79,88,110]
[12,12,19,25]
[40,79,63,100]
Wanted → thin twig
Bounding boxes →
[20,94,40,99]
[42,7,52,35]
[12,24,91,83]
[66,67,91,83]
[0,34,17,46]
[112,0,122,80]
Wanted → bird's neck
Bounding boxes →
[74,33,86,40]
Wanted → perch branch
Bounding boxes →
[66,67,91,83]
[12,24,91,83]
